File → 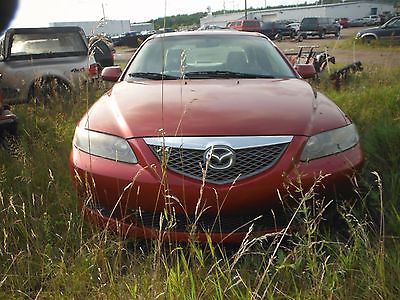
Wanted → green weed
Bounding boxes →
[0,62,399,299]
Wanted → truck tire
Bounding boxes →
[29,77,72,105]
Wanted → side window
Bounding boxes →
[392,19,400,28]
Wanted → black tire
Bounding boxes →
[335,30,340,37]
[362,35,376,44]
[299,33,307,40]
[29,77,72,105]
[319,30,326,39]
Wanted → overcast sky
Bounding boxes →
[10,0,307,27]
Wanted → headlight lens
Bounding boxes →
[73,127,138,164]
[300,124,359,162]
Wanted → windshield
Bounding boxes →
[124,34,296,80]
[301,18,317,25]
[385,17,400,28]
[10,31,87,57]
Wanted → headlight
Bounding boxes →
[73,127,138,164]
[300,124,359,162]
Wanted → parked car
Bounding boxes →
[363,15,381,26]
[356,16,400,43]
[299,17,341,38]
[0,26,98,104]
[226,19,261,32]
[69,30,364,243]
[122,31,139,37]
[260,21,295,39]
[287,22,300,34]
[157,28,176,33]
[336,18,350,28]
[348,18,370,27]
[197,24,227,31]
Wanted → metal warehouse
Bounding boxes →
[200,1,395,26]
[50,20,131,36]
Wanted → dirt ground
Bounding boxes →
[114,27,400,67]
[276,27,400,66]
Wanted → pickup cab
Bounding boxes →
[0,26,98,104]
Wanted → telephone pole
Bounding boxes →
[245,0,247,20]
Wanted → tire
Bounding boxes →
[319,30,326,39]
[335,30,340,38]
[29,77,72,105]
[362,35,376,44]
[299,33,307,40]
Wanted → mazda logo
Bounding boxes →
[203,145,236,170]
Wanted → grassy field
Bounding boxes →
[0,48,399,299]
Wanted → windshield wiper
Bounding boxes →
[183,70,275,79]
[128,72,179,80]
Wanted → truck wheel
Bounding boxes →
[319,30,326,39]
[29,78,72,105]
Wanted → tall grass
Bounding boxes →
[0,60,399,298]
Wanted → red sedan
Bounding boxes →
[69,31,363,243]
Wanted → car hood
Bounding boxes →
[359,26,381,34]
[81,78,350,138]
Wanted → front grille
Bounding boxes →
[148,143,288,184]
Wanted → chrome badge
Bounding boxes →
[204,145,236,170]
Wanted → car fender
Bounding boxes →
[360,32,378,40]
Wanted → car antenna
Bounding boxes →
[160,0,168,134]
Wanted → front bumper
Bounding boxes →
[70,136,364,243]
[0,108,17,135]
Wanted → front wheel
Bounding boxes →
[362,35,376,44]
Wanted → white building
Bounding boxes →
[50,20,131,36]
[130,22,154,33]
[201,1,395,26]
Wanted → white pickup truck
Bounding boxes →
[0,26,97,104]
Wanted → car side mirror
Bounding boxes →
[101,66,122,82]
[294,64,316,79]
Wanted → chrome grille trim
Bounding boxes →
[144,136,293,150]
[145,136,291,185]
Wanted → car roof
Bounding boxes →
[6,26,84,34]
[151,30,265,39]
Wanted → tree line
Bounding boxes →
[148,0,398,30]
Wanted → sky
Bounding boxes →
[9,0,307,28]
